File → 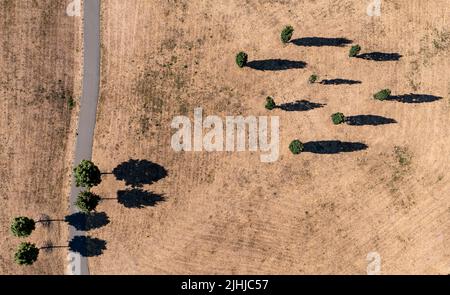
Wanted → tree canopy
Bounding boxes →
[331,112,346,125]
[11,217,36,238]
[73,160,102,188]
[14,242,39,266]
[373,89,392,101]
[265,96,276,110]
[349,45,361,57]
[236,51,248,68]
[75,191,101,213]
[281,25,294,43]
[289,140,304,155]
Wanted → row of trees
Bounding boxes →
[11,160,104,266]
[10,217,39,265]
[73,160,103,213]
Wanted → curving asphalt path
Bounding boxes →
[67,0,100,275]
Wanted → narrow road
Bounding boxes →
[67,0,100,275]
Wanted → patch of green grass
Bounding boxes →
[432,29,450,51]
[394,146,412,166]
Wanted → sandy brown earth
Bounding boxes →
[2,0,448,275]
[0,0,81,274]
[89,0,450,274]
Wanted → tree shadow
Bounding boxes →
[69,236,107,257]
[247,59,307,71]
[386,94,442,104]
[320,79,362,85]
[40,241,68,253]
[346,115,397,126]
[113,159,168,187]
[357,52,402,61]
[65,212,110,231]
[291,37,352,47]
[37,214,64,228]
[117,189,166,209]
[303,141,368,154]
[278,100,326,112]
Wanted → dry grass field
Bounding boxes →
[0,0,81,274]
[2,0,448,275]
[90,0,450,274]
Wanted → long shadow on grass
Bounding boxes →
[386,94,442,104]
[357,52,402,61]
[278,100,326,112]
[113,159,168,188]
[117,188,166,209]
[291,37,352,47]
[69,236,107,257]
[247,59,307,71]
[346,115,397,126]
[320,79,361,85]
[303,141,368,154]
[65,212,110,231]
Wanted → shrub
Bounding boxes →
[331,112,346,125]
[73,160,102,188]
[349,45,361,57]
[236,52,248,68]
[281,25,294,43]
[11,217,36,238]
[373,89,392,101]
[265,97,276,110]
[289,140,304,155]
[68,96,75,110]
[14,242,39,266]
[75,191,101,213]
[309,74,318,84]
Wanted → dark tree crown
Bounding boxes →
[331,112,346,125]
[73,160,102,188]
[236,52,248,68]
[14,242,39,266]
[349,45,361,57]
[75,191,101,213]
[373,89,392,101]
[289,140,304,155]
[281,25,294,43]
[265,96,276,110]
[11,217,36,238]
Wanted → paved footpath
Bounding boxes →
[67,0,100,275]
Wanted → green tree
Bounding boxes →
[373,89,392,101]
[75,191,101,213]
[14,242,39,266]
[309,74,318,84]
[331,112,346,125]
[289,140,304,155]
[265,96,276,110]
[281,25,294,43]
[349,45,361,57]
[11,217,36,238]
[73,160,102,188]
[236,52,248,68]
